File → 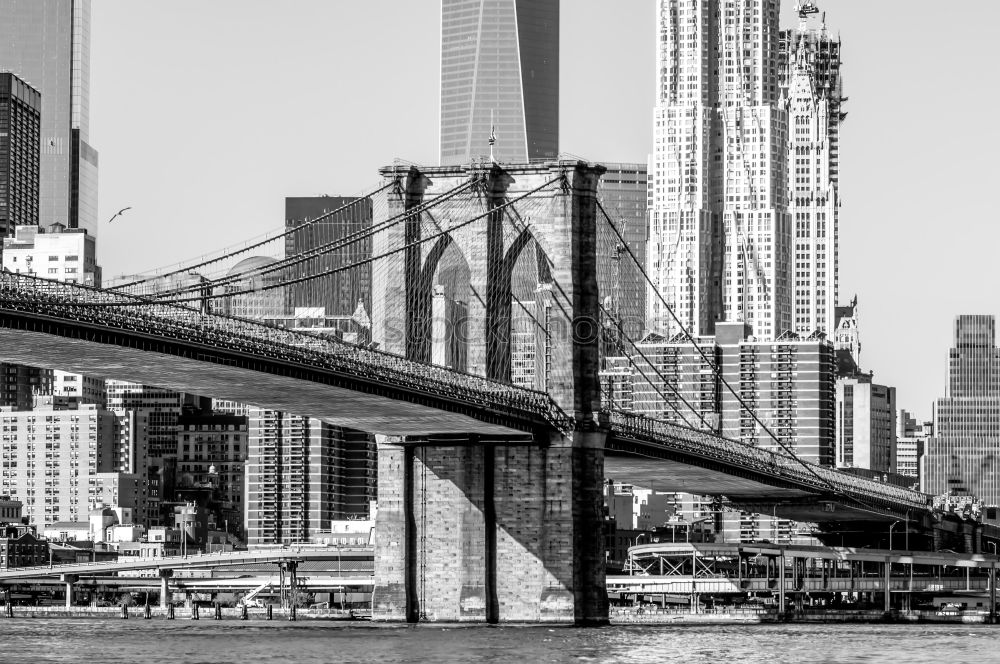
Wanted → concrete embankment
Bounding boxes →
[1,606,360,621]
[611,608,995,625]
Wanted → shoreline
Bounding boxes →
[2,605,995,626]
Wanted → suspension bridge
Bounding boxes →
[0,160,960,624]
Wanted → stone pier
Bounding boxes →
[372,432,607,624]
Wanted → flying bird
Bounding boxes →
[107,207,132,223]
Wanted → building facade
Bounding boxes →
[0,0,98,234]
[778,14,843,335]
[245,408,375,546]
[649,0,790,340]
[0,401,116,527]
[2,222,103,409]
[835,375,896,473]
[284,196,373,320]
[598,164,649,338]
[0,72,40,236]
[439,0,559,165]
[630,333,720,429]
[175,411,248,539]
[923,315,1000,502]
[219,255,285,321]
[896,409,929,488]
[717,322,835,466]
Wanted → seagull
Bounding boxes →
[107,207,132,223]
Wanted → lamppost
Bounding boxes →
[889,521,901,551]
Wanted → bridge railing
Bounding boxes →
[0,273,568,428]
[607,411,932,511]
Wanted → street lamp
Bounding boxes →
[888,521,901,550]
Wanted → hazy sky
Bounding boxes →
[90,1,1000,421]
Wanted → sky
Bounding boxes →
[89,1,1000,421]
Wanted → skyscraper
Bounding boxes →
[0,73,40,236]
[649,0,790,341]
[779,12,844,336]
[245,408,375,546]
[285,196,372,320]
[0,0,98,235]
[923,315,1000,503]
[439,0,559,164]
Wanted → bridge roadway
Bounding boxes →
[0,547,372,581]
[0,274,562,436]
[0,273,937,518]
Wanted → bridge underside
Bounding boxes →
[0,328,529,436]
[605,450,897,523]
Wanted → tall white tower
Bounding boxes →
[779,5,844,335]
[649,0,790,340]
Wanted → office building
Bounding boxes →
[219,255,284,321]
[923,315,1000,503]
[285,196,372,320]
[718,322,835,466]
[91,472,145,527]
[439,0,558,164]
[2,222,101,286]
[106,381,210,526]
[0,0,98,235]
[630,332,719,429]
[649,0,790,340]
[175,411,247,538]
[0,364,51,411]
[835,375,896,473]
[0,401,116,527]
[598,164,648,337]
[2,222,104,407]
[778,12,844,335]
[0,72,40,236]
[106,382,182,461]
[833,296,861,375]
[895,410,930,488]
[246,408,375,546]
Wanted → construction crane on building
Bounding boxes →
[795,1,820,18]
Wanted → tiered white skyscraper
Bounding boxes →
[779,10,843,335]
[650,0,790,340]
[649,1,843,341]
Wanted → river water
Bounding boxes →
[2,621,996,664]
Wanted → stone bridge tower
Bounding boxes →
[370,161,608,624]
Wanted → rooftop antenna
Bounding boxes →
[488,109,497,163]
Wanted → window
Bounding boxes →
[48,255,59,261]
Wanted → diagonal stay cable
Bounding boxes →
[112,179,400,290]
[596,201,887,512]
[145,178,481,299]
[599,301,707,430]
[63,177,566,307]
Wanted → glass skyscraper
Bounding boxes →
[0,0,98,236]
[0,73,41,236]
[923,315,1000,503]
[439,0,559,165]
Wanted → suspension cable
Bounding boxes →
[143,178,481,299]
[597,200,851,500]
[68,177,564,307]
[112,180,400,290]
